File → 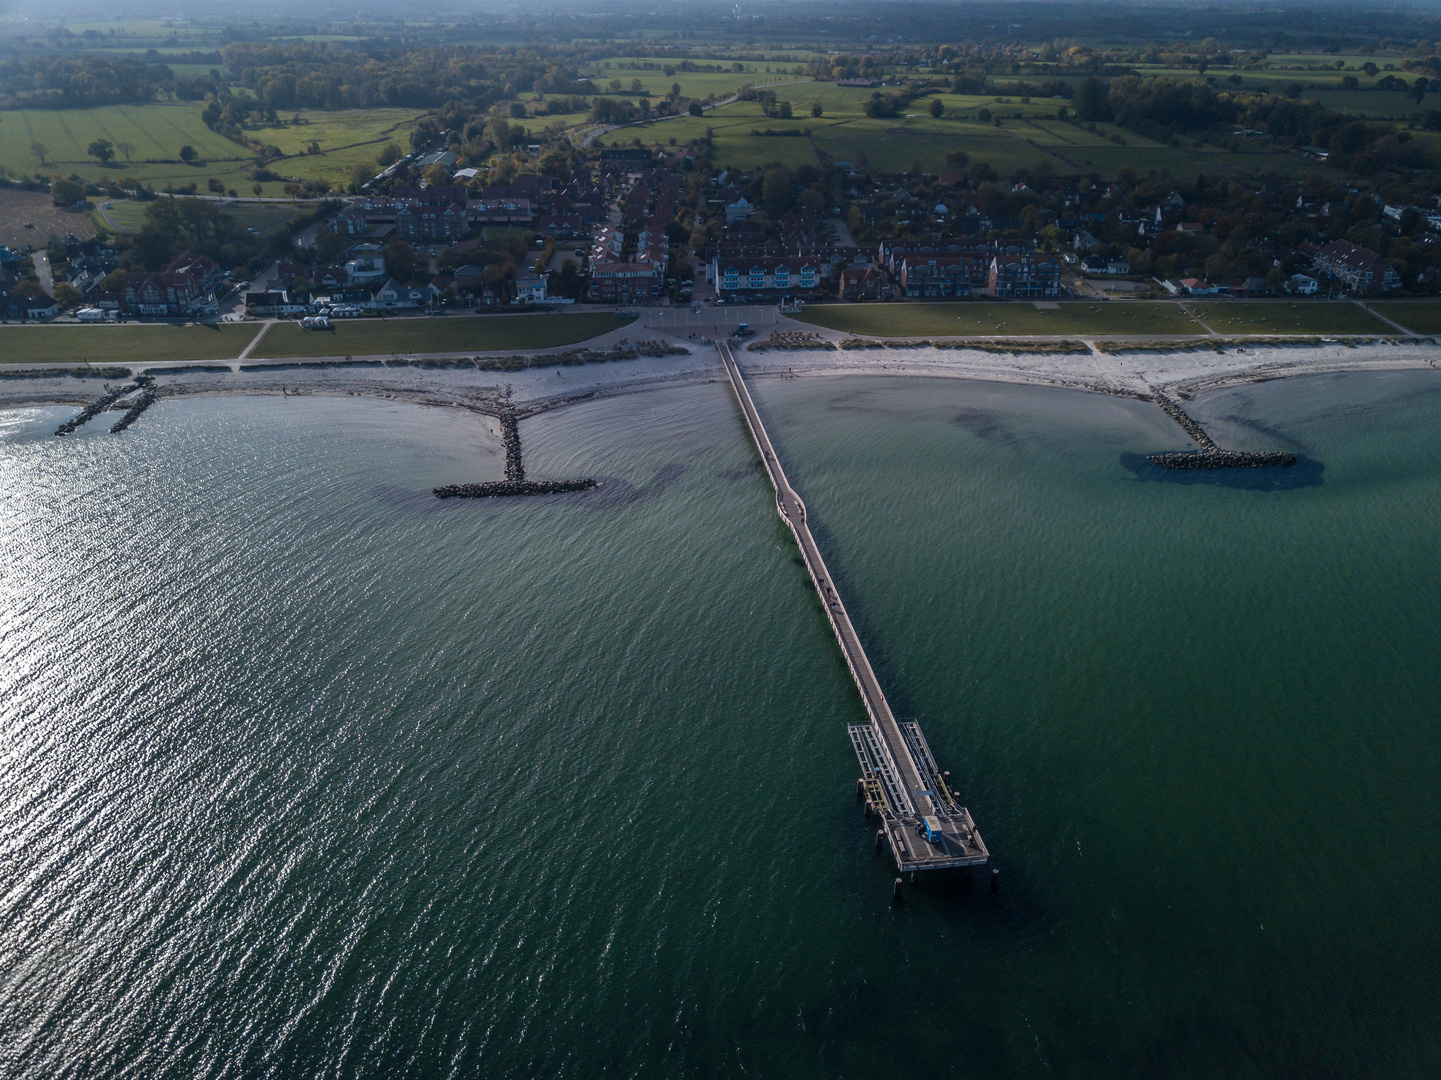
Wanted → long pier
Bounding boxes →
[719,342,988,874]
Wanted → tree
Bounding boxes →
[377,142,403,167]
[117,141,134,162]
[688,101,704,117]
[1074,77,1111,122]
[31,142,48,165]
[382,239,417,284]
[98,269,127,294]
[51,178,85,207]
[977,107,992,124]
[810,101,823,118]
[208,178,225,193]
[945,148,970,168]
[1412,77,1430,104]
[179,145,197,163]
[760,165,794,215]
[778,100,792,119]
[252,183,263,197]
[87,139,115,165]
[929,98,944,118]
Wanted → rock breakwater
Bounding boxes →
[499,409,523,481]
[55,376,151,436]
[110,385,158,433]
[1148,390,1296,470]
[1148,450,1297,469]
[434,479,598,499]
[436,402,596,499]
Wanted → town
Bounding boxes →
[6,2,1441,342]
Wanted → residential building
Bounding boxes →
[987,253,1061,298]
[588,262,661,303]
[1310,239,1401,294]
[514,275,547,304]
[245,290,306,316]
[714,256,821,301]
[895,254,981,298]
[838,266,886,301]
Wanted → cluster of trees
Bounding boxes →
[216,42,593,113]
[112,196,337,276]
[1068,74,1439,176]
[0,55,175,108]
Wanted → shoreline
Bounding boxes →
[2,334,1438,423]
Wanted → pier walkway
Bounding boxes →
[719,341,988,873]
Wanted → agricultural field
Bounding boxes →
[237,108,427,189]
[0,323,261,364]
[252,312,634,358]
[584,58,807,103]
[0,104,240,177]
[1190,301,1391,335]
[0,104,425,198]
[798,301,1205,337]
[619,81,1347,179]
[1369,301,1441,334]
[0,188,96,247]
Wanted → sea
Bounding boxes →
[0,367,1438,1078]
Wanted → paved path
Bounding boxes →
[32,251,53,297]
[1356,300,1416,336]
[235,320,274,360]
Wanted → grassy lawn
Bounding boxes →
[1190,301,1391,335]
[97,198,304,235]
[1367,301,1441,334]
[252,313,633,358]
[798,301,1203,337]
[0,323,260,364]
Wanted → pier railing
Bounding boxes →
[718,341,988,874]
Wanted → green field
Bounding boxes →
[96,197,304,235]
[799,301,1204,337]
[1190,301,1391,335]
[0,323,261,364]
[252,313,634,358]
[0,104,425,197]
[585,57,806,102]
[619,80,1338,178]
[1367,301,1441,334]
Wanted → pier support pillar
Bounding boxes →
[991,868,999,893]
[892,877,904,904]
[875,829,884,850]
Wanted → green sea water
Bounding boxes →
[0,368,1437,1078]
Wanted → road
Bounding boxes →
[32,250,54,296]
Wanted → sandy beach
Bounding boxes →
[3,313,1439,427]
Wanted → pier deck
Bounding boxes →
[719,342,988,873]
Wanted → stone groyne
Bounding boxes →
[1147,449,1297,469]
[499,409,523,481]
[434,478,597,499]
[54,379,145,436]
[434,405,595,499]
[1149,392,1296,470]
[110,385,159,434]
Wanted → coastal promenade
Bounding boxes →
[719,340,989,875]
